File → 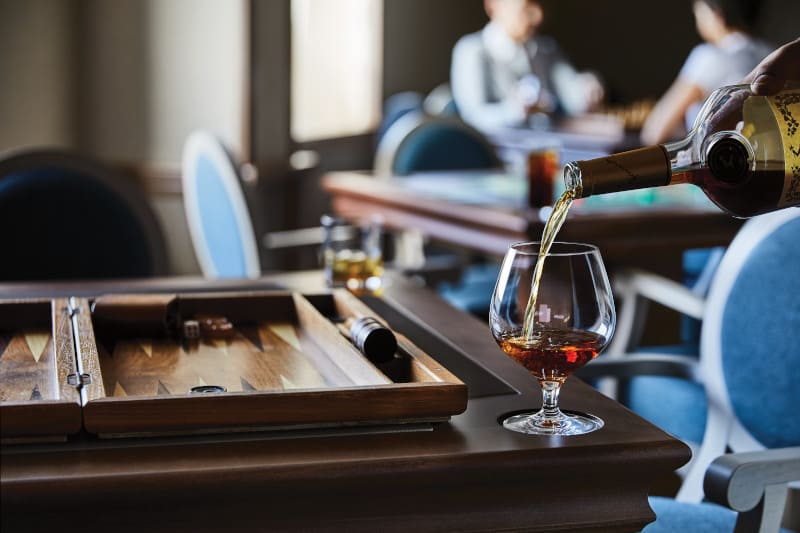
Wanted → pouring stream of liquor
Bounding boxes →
[522,187,578,340]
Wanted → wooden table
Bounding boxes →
[1,272,690,532]
[322,171,743,264]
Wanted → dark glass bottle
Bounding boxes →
[564,84,800,218]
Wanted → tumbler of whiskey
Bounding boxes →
[321,215,384,294]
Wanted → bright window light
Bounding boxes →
[291,0,383,142]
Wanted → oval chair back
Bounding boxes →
[423,83,459,117]
[678,207,800,502]
[0,149,167,280]
[376,91,424,146]
[181,131,260,279]
[374,112,501,177]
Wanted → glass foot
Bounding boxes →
[502,409,604,436]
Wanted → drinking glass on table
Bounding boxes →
[321,215,384,294]
[490,242,615,435]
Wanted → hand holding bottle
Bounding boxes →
[744,38,800,96]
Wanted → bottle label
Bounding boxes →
[767,90,800,208]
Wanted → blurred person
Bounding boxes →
[641,0,772,145]
[450,0,605,132]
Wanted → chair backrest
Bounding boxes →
[423,83,459,117]
[374,111,502,177]
[376,91,424,146]
[678,207,800,502]
[0,149,167,280]
[181,131,261,279]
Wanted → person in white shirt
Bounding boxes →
[641,0,772,144]
[450,0,604,132]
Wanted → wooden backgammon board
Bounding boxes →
[0,290,467,441]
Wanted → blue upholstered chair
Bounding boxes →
[182,131,261,279]
[423,83,459,117]
[375,91,424,147]
[0,149,167,280]
[578,208,800,532]
[374,111,501,177]
[601,246,726,448]
[182,131,340,279]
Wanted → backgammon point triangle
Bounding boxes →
[280,375,300,389]
[269,324,301,351]
[238,325,264,351]
[138,340,153,358]
[157,380,171,395]
[30,384,42,400]
[24,331,49,363]
[0,334,10,359]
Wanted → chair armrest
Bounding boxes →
[606,269,706,356]
[704,447,800,512]
[575,353,701,381]
[614,268,705,320]
[263,224,360,250]
[263,227,326,249]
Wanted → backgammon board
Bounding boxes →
[0,290,466,441]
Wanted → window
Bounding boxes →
[290,0,383,142]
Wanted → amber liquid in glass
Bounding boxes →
[498,329,606,382]
[326,249,384,289]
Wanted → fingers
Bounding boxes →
[745,38,800,96]
[750,72,784,96]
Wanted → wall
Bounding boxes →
[540,0,695,102]
[1,0,249,276]
[542,0,800,102]
[0,0,76,151]
[383,0,487,98]
[75,0,246,164]
[75,0,248,275]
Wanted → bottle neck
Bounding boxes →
[566,132,703,198]
[661,132,702,185]
[567,145,672,198]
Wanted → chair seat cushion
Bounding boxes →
[643,496,793,533]
[626,374,707,444]
[643,497,736,532]
[438,263,500,318]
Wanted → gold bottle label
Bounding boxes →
[767,90,800,208]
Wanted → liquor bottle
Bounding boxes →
[563,84,800,217]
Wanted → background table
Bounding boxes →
[1,272,690,532]
[322,171,742,263]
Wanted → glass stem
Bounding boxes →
[540,380,563,419]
